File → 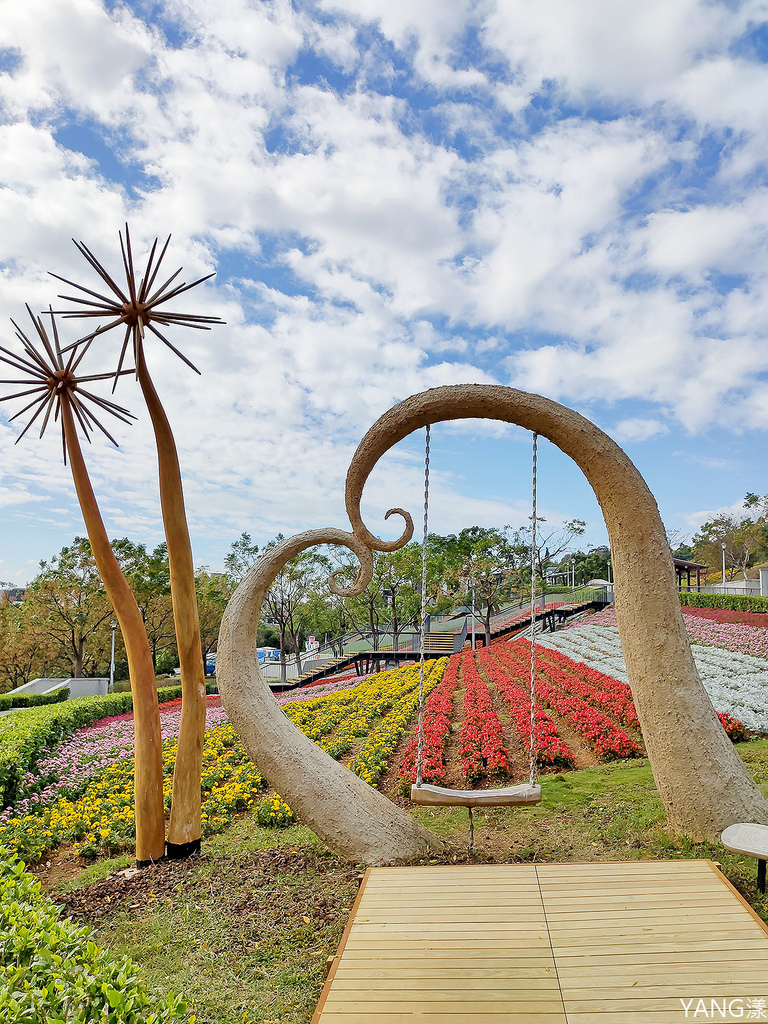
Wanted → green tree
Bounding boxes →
[223,531,260,587]
[262,537,326,682]
[194,569,231,666]
[692,514,764,579]
[29,538,113,677]
[443,527,527,648]
[0,598,57,691]
[554,544,610,586]
[112,539,176,670]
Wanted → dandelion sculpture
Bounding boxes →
[0,308,166,864]
[52,228,224,857]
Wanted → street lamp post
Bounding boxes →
[721,542,727,589]
[109,620,117,693]
[471,586,476,651]
[382,588,395,651]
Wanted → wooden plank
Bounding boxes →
[326,990,564,1004]
[314,860,768,1024]
[321,998,567,1013]
[560,970,768,987]
[330,978,564,992]
[544,946,768,967]
[560,983,768,1000]
[315,1011,569,1019]
[333,965,767,982]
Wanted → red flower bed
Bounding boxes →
[459,653,511,781]
[477,646,575,768]
[718,711,749,742]
[399,655,462,784]
[534,645,639,729]
[682,605,768,628]
[498,640,640,760]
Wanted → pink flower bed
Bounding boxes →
[577,605,768,660]
[277,675,365,704]
[3,700,229,820]
[91,693,222,728]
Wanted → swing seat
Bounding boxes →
[410,782,542,807]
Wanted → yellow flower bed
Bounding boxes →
[350,659,447,786]
[0,660,447,861]
[0,723,266,861]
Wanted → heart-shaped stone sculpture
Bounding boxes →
[218,385,768,862]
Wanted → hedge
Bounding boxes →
[679,591,768,614]
[0,687,70,712]
[0,683,217,810]
[0,852,188,1023]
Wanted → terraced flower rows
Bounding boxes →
[0,615,758,863]
[0,660,446,862]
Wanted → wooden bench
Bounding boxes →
[721,821,768,893]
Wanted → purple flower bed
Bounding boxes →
[276,675,365,704]
[682,615,768,659]
[2,702,229,820]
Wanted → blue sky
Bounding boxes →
[1,0,768,584]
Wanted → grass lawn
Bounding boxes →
[46,737,768,1024]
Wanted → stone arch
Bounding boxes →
[217,385,768,862]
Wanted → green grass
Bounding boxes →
[49,739,768,1024]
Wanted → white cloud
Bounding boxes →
[1,0,768,576]
[611,418,670,443]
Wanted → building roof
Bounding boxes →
[673,557,708,571]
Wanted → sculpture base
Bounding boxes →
[165,838,202,860]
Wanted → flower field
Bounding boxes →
[0,605,764,864]
[551,607,768,732]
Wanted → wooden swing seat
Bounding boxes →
[410,782,541,807]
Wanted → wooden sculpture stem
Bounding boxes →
[345,385,768,842]
[60,395,165,864]
[135,339,205,852]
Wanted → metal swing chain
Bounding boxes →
[529,432,538,788]
[415,423,431,788]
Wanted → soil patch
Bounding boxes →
[55,846,361,930]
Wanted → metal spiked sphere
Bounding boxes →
[0,306,135,461]
[51,224,224,383]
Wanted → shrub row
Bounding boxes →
[679,591,768,615]
[0,687,69,712]
[0,683,217,809]
[0,852,188,1022]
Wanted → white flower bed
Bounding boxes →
[536,624,768,733]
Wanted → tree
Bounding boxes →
[0,598,57,692]
[195,569,230,664]
[445,527,529,648]
[692,514,764,579]
[224,532,260,586]
[553,544,610,586]
[30,539,114,678]
[262,537,326,682]
[112,539,176,670]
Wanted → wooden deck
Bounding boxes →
[312,860,768,1023]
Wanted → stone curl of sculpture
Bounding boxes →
[216,525,442,864]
